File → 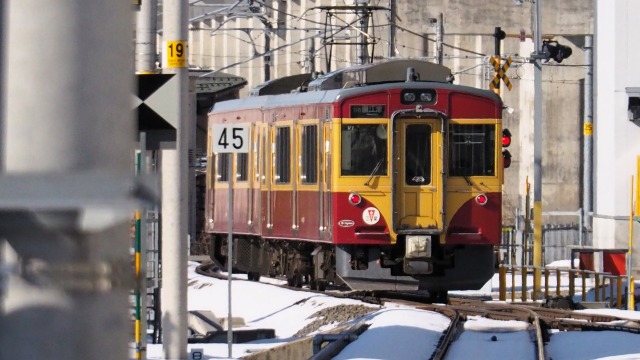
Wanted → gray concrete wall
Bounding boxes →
[593,0,640,274]
[181,0,594,227]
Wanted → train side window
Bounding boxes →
[237,153,248,181]
[341,124,388,176]
[449,124,495,176]
[301,125,318,184]
[275,126,291,183]
[260,130,267,185]
[217,153,230,182]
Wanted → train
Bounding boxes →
[204,58,509,301]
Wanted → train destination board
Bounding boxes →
[351,104,385,118]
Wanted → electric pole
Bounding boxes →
[532,0,544,298]
[161,0,190,358]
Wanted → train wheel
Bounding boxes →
[288,272,303,288]
[247,271,261,282]
[428,290,449,304]
[317,279,327,292]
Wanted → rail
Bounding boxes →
[498,264,627,309]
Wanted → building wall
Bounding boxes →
[593,0,640,267]
[178,0,594,228]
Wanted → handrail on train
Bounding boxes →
[498,264,627,309]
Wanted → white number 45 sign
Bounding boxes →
[212,125,250,153]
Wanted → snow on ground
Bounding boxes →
[332,308,450,360]
[144,261,640,360]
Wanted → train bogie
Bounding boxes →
[205,59,505,292]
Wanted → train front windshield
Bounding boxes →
[449,124,496,176]
[341,124,388,176]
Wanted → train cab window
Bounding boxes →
[237,153,248,181]
[301,125,318,183]
[449,124,495,176]
[217,153,230,182]
[405,124,432,185]
[275,127,291,183]
[341,124,388,176]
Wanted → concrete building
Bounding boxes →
[593,1,640,264]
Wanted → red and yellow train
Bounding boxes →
[205,59,508,300]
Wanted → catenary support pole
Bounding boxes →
[436,13,444,65]
[357,1,370,65]
[161,0,189,359]
[1,1,134,360]
[135,0,158,74]
[388,0,396,57]
[583,35,593,232]
[532,0,544,297]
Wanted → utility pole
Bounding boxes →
[492,27,506,96]
[264,25,272,82]
[583,35,593,233]
[356,0,370,65]
[161,0,189,359]
[136,0,158,74]
[435,13,444,65]
[309,38,316,74]
[532,0,544,298]
[388,0,396,57]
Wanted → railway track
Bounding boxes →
[194,263,640,360]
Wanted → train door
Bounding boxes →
[393,115,445,232]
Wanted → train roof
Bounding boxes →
[209,59,501,114]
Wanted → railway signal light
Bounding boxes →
[541,40,573,63]
[503,150,512,169]
[502,128,512,168]
[502,129,512,147]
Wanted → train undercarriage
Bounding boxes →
[209,234,496,301]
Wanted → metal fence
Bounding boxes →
[499,211,593,267]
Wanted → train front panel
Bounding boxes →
[328,83,504,290]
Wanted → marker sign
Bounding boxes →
[212,125,250,153]
[165,40,187,68]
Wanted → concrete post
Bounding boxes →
[583,35,593,230]
[1,1,134,360]
[436,13,444,65]
[356,1,370,65]
[532,0,544,296]
[161,0,189,359]
[388,0,396,57]
[135,0,158,74]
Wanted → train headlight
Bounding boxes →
[405,235,431,259]
[403,92,416,103]
[475,193,488,205]
[420,92,433,102]
[348,192,362,205]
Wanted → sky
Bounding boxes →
[143,261,640,360]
